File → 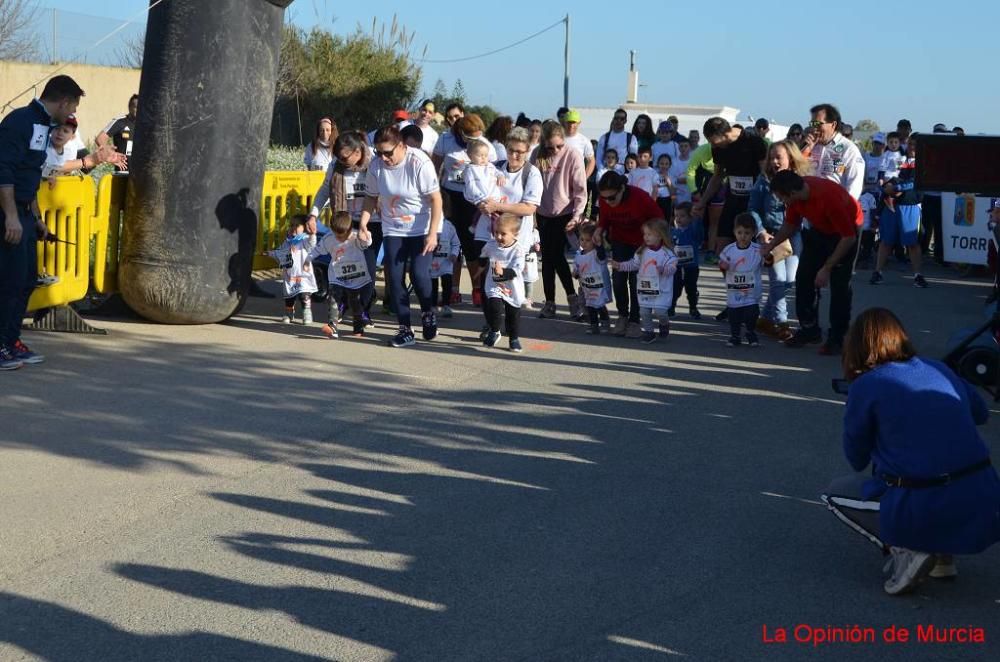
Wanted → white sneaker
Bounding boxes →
[302,308,313,324]
[612,317,628,337]
[929,555,958,580]
[281,314,293,324]
[883,546,935,595]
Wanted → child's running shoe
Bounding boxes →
[421,311,438,340]
[689,307,702,320]
[484,330,501,347]
[914,274,929,288]
[0,345,23,370]
[600,318,612,332]
[586,323,601,335]
[659,322,670,339]
[281,312,293,324]
[869,270,884,285]
[352,317,365,337]
[640,330,657,344]
[726,337,741,347]
[441,305,454,318]
[509,338,523,353]
[322,323,339,339]
[745,333,760,347]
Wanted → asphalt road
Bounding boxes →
[2,261,998,662]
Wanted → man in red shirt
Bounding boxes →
[760,171,862,354]
[594,171,666,337]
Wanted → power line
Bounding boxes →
[417,17,566,64]
[1,0,169,115]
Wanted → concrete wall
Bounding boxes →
[0,61,141,145]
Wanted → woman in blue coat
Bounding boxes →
[823,307,1000,595]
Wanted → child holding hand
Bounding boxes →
[306,211,373,337]
[573,222,612,334]
[482,214,526,353]
[266,214,317,324]
[718,213,764,347]
[610,219,678,343]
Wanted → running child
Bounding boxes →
[306,211,373,337]
[430,218,462,318]
[266,214,317,324]
[669,202,703,319]
[610,219,678,343]
[482,213,526,352]
[573,222,612,334]
[718,213,764,347]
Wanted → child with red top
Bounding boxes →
[760,172,862,355]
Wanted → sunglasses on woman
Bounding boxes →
[375,143,398,158]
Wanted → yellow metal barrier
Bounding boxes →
[28,176,95,311]
[28,171,327,312]
[256,171,327,270]
[92,174,129,294]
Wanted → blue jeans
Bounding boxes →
[382,235,433,328]
[0,206,37,347]
[763,231,801,324]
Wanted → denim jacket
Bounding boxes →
[748,174,785,233]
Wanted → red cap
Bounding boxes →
[64,114,78,129]
[392,109,410,122]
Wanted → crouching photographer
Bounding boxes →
[822,307,1000,595]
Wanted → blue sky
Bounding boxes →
[37,0,1000,134]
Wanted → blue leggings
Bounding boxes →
[382,235,433,328]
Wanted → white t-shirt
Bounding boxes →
[595,163,624,186]
[483,239,525,307]
[618,246,678,309]
[309,152,376,222]
[719,241,764,308]
[627,166,658,198]
[863,152,883,192]
[418,123,439,155]
[565,132,595,162]
[434,132,497,192]
[492,140,508,163]
[573,249,611,308]
[596,130,639,164]
[307,230,373,288]
[365,146,440,237]
[808,132,865,199]
[651,140,680,166]
[463,162,501,205]
[430,219,462,277]
[879,151,904,182]
[42,145,73,178]
[475,162,543,243]
[304,143,334,171]
[669,156,692,203]
[269,235,319,297]
[859,192,877,231]
[655,170,673,199]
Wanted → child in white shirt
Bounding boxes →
[266,215,318,324]
[627,147,658,198]
[595,148,624,185]
[306,211,373,337]
[463,139,502,206]
[522,223,541,309]
[718,213,765,347]
[573,223,612,334]
[430,218,462,318]
[611,219,679,343]
[654,154,676,220]
[482,214,526,353]
[879,133,904,183]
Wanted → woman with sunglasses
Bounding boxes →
[593,171,666,337]
[531,120,588,319]
[786,124,804,149]
[360,126,443,348]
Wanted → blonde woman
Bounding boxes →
[749,139,812,338]
[530,120,588,319]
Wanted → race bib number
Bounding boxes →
[726,271,757,291]
[581,274,602,289]
[433,248,450,259]
[638,278,660,296]
[524,253,537,264]
[337,260,366,281]
[675,245,694,264]
[729,176,753,194]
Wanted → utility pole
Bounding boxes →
[52,10,58,63]
[563,14,570,108]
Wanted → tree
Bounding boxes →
[0,0,38,61]
[450,79,467,105]
[273,16,423,145]
[431,78,448,109]
[855,119,880,133]
[115,33,144,69]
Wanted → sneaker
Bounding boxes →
[302,307,313,325]
[538,301,557,319]
[586,324,601,335]
[567,293,583,320]
[929,555,958,580]
[726,337,741,347]
[441,305,454,318]
[484,330,501,348]
[640,330,656,344]
[281,312,293,324]
[450,291,463,305]
[715,309,729,322]
[0,346,24,371]
[322,323,339,339]
[509,338,523,353]
[785,328,822,348]
[818,339,843,356]
[335,303,345,324]
[659,323,670,339]
[667,307,676,318]
[746,333,760,347]
[421,311,437,341]
[883,546,935,595]
[362,312,376,328]
[869,270,884,285]
[478,324,492,342]
[600,318,612,332]
[612,317,628,336]
[689,307,702,320]
[351,317,365,337]
[521,299,536,310]
[913,274,929,288]
[389,327,415,347]
[12,340,44,364]
[625,321,643,339]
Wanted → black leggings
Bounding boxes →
[431,274,453,307]
[610,241,640,322]
[485,297,520,338]
[445,188,481,262]
[672,265,700,308]
[537,212,576,302]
